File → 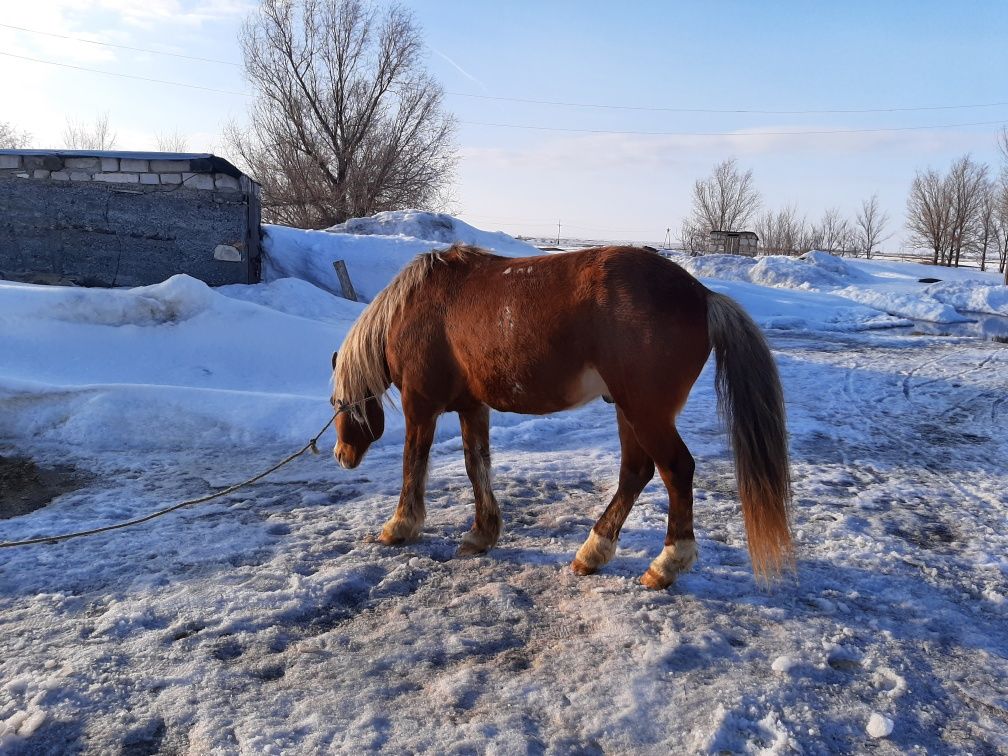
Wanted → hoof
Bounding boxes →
[456,541,486,557]
[640,567,673,590]
[378,517,421,545]
[571,530,616,576]
[456,528,497,557]
[377,532,417,546]
[640,540,697,589]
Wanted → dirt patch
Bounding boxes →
[0,455,88,519]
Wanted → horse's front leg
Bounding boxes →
[378,399,438,545]
[457,405,503,556]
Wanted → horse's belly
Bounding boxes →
[477,367,609,415]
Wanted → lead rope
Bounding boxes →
[0,408,347,550]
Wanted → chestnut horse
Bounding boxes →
[330,245,792,588]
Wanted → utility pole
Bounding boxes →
[557,221,561,247]
[664,227,671,249]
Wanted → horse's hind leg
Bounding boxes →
[633,422,698,590]
[379,397,437,545]
[457,405,503,556]
[572,408,654,575]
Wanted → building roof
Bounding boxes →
[0,149,248,178]
[710,229,758,237]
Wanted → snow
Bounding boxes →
[771,655,797,674]
[703,279,908,332]
[327,210,541,258]
[677,250,1005,323]
[0,275,354,450]
[925,280,1008,317]
[265,210,539,301]
[2,216,1008,753]
[867,712,894,738]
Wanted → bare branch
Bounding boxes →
[754,205,807,256]
[63,113,117,151]
[0,121,31,149]
[855,194,890,259]
[690,158,761,235]
[230,0,456,228]
[155,129,189,153]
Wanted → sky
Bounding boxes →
[1,0,1007,246]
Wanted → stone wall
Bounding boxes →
[0,153,261,287]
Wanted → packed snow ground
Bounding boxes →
[1,213,1007,753]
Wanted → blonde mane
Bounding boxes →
[333,245,491,422]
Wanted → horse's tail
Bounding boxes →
[706,290,794,581]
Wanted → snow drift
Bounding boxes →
[679,250,1005,323]
[326,210,540,257]
[265,210,539,301]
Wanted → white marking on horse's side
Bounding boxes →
[500,305,514,333]
[503,267,512,275]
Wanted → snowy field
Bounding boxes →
[1,213,1007,753]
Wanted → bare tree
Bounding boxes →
[945,155,988,267]
[228,0,456,229]
[677,218,706,256]
[995,182,1008,282]
[814,207,855,255]
[855,194,890,259]
[998,127,1008,284]
[996,188,1008,279]
[975,180,998,271]
[690,158,761,234]
[906,167,951,266]
[155,129,189,153]
[754,205,806,256]
[63,113,117,150]
[0,121,31,149]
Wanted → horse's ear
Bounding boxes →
[331,351,338,370]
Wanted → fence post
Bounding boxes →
[332,260,358,302]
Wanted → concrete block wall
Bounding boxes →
[0,153,247,193]
[0,153,261,287]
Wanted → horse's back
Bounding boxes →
[418,246,711,413]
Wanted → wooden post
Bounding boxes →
[332,260,358,302]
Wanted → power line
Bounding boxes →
[0,22,241,66]
[3,49,1006,139]
[458,118,1008,137]
[446,90,1008,116]
[458,214,665,235]
[3,23,1006,117]
[0,51,250,97]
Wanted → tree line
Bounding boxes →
[680,129,1008,279]
[679,160,891,260]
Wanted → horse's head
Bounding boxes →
[331,351,385,469]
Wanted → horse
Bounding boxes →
[330,244,793,589]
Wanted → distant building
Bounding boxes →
[0,149,262,287]
[708,230,759,256]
